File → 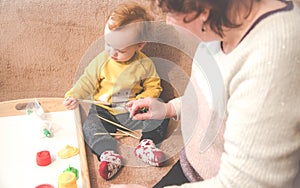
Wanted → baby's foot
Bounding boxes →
[98,150,122,180]
[134,139,165,166]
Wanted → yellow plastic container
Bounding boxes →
[58,171,77,188]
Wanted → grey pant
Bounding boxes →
[83,105,169,159]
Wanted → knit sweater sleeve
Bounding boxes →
[169,97,182,120]
[168,41,300,188]
[207,37,299,188]
[166,5,300,188]
[135,53,162,99]
[64,52,107,99]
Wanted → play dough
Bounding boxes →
[58,145,79,159]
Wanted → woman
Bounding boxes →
[112,0,300,187]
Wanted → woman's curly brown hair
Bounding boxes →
[152,0,259,37]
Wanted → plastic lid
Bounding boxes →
[35,184,54,188]
[58,172,77,187]
[63,166,79,180]
[36,150,51,166]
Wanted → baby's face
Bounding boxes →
[104,22,142,62]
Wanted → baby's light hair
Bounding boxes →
[107,2,154,41]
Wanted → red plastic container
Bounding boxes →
[35,184,54,188]
[36,150,51,166]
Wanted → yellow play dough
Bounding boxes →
[58,145,79,159]
[58,171,77,188]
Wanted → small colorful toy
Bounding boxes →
[58,145,79,159]
[138,107,149,113]
[36,150,52,166]
[58,171,77,188]
[42,127,52,137]
[35,184,54,188]
[63,165,79,180]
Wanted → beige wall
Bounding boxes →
[2,0,298,102]
[0,0,111,101]
[0,0,194,102]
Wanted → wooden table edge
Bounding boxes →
[0,97,91,188]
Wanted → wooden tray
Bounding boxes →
[0,98,90,188]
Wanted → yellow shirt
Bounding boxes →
[65,50,162,114]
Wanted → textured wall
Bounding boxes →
[1,0,108,101]
[0,0,194,102]
[4,0,297,102]
[0,0,188,102]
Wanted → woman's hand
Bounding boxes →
[126,97,171,120]
[63,97,79,110]
[110,184,146,188]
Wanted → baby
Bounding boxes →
[63,2,169,180]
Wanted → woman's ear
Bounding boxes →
[201,8,210,22]
[137,42,146,50]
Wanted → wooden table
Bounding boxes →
[0,98,90,188]
[0,98,185,188]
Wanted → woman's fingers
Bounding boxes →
[126,97,168,120]
[131,111,152,120]
[126,98,152,119]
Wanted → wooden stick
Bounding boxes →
[94,132,128,136]
[78,99,111,106]
[117,129,139,139]
[96,115,138,136]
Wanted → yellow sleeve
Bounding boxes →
[64,52,108,99]
[135,57,162,99]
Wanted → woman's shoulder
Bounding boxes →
[249,4,300,41]
[233,4,300,61]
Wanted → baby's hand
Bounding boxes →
[63,97,79,110]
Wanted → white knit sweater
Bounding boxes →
[169,2,300,188]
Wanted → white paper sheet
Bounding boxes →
[0,110,83,188]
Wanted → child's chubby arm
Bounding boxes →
[63,52,109,110]
[136,60,162,99]
[63,97,79,110]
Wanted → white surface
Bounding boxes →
[0,110,83,188]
